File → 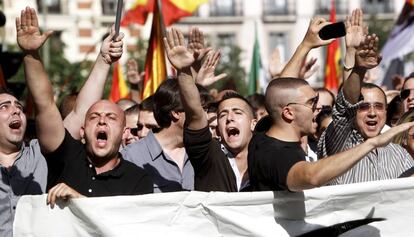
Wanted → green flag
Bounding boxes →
[248,25,261,95]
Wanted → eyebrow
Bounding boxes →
[0,100,24,108]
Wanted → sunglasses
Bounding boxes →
[400,89,414,100]
[130,127,139,136]
[357,102,385,111]
[136,123,161,133]
[286,94,319,112]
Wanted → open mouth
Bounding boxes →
[9,120,21,129]
[366,121,378,129]
[96,130,108,147]
[227,127,240,137]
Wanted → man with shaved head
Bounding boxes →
[248,15,414,192]
[17,7,152,208]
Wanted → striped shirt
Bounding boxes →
[317,91,414,185]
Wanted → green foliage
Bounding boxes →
[367,14,394,50]
[214,44,247,96]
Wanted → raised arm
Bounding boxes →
[17,7,63,153]
[163,28,207,130]
[280,17,334,78]
[287,121,414,191]
[343,34,381,104]
[343,9,367,83]
[126,58,143,103]
[63,27,124,139]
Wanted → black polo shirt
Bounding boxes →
[46,130,153,197]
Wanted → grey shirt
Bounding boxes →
[0,139,47,237]
[121,131,194,193]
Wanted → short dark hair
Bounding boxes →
[125,104,139,116]
[217,91,255,118]
[246,93,266,111]
[0,87,17,97]
[361,82,387,104]
[139,95,154,112]
[402,72,414,89]
[153,79,183,128]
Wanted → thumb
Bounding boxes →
[43,30,54,40]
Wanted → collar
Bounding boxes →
[144,131,164,161]
[88,154,125,178]
[220,143,235,159]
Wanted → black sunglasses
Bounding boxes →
[401,89,414,100]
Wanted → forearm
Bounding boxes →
[23,52,65,153]
[343,47,356,80]
[129,85,142,103]
[63,55,109,139]
[23,52,55,111]
[178,67,207,130]
[343,66,366,104]
[290,139,375,191]
[280,43,311,78]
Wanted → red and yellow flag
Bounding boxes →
[121,0,208,26]
[324,0,342,93]
[142,0,167,99]
[110,62,130,102]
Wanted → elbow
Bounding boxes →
[307,171,325,188]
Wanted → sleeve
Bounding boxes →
[317,90,362,157]
[183,126,217,175]
[45,129,82,190]
[133,172,154,195]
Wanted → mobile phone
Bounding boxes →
[318,22,346,40]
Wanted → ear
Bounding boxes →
[122,127,130,139]
[281,107,294,121]
[171,110,181,121]
[80,127,86,144]
[250,118,258,131]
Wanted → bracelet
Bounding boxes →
[343,64,354,71]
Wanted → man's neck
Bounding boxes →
[0,144,22,168]
[155,126,184,150]
[89,154,120,175]
[266,123,301,142]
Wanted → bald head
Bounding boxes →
[265,78,310,121]
[86,100,126,127]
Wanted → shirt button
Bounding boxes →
[88,189,92,193]
[92,177,95,180]
[89,164,93,168]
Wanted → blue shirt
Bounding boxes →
[121,131,194,193]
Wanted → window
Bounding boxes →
[316,0,348,15]
[102,0,118,15]
[362,0,394,14]
[37,0,61,14]
[217,34,236,63]
[209,0,242,16]
[268,32,287,63]
[263,0,288,15]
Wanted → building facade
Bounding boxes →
[1,0,405,88]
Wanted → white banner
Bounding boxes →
[13,177,414,236]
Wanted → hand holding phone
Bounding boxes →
[318,22,346,40]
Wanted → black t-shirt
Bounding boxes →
[184,126,238,192]
[248,132,306,191]
[45,130,153,197]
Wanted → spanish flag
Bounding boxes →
[142,0,167,99]
[110,62,130,102]
[324,0,342,93]
[121,0,208,26]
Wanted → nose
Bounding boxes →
[408,90,414,101]
[226,112,235,123]
[98,115,106,125]
[11,106,21,115]
[367,105,376,117]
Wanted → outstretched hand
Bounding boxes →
[302,17,335,49]
[163,27,195,70]
[47,183,85,209]
[188,27,212,72]
[299,57,319,79]
[369,121,414,148]
[196,50,227,87]
[100,25,124,64]
[268,48,283,79]
[16,7,53,54]
[345,9,367,49]
[126,58,143,85]
[355,34,382,70]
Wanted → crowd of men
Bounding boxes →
[1,6,414,236]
